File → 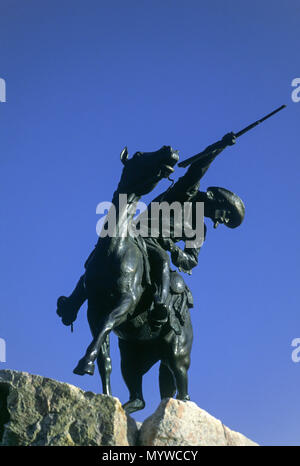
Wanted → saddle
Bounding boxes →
[134,236,194,335]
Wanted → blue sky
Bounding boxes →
[0,0,299,446]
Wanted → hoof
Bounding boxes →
[57,296,78,325]
[56,296,67,317]
[149,304,168,332]
[73,358,95,376]
[122,398,145,414]
[176,394,190,402]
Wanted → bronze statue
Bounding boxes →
[57,106,285,413]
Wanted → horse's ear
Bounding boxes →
[120,146,129,165]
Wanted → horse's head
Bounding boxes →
[117,146,179,196]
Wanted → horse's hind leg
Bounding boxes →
[164,349,190,401]
[118,339,145,414]
[170,357,190,401]
[163,324,193,401]
[96,335,112,395]
[159,362,176,399]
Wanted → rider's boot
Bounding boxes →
[149,300,168,331]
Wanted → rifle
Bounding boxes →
[178,105,286,168]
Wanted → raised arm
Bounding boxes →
[163,132,236,203]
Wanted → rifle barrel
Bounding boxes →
[235,104,286,138]
[178,104,286,168]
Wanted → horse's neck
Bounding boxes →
[108,190,140,249]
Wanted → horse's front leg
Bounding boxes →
[74,245,143,377]
[73,293,136,376]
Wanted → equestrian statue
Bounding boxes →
[57,106,285,413]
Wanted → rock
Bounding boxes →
[0,370,258,446]
[0,370,138,446]
[139,398,258,446]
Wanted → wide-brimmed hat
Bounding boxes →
[206,186,245,228]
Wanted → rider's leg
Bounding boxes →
[147,246,170,328]
[148,246,170,307]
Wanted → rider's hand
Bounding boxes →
[222,132,236,147]
[161,237,176,252]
